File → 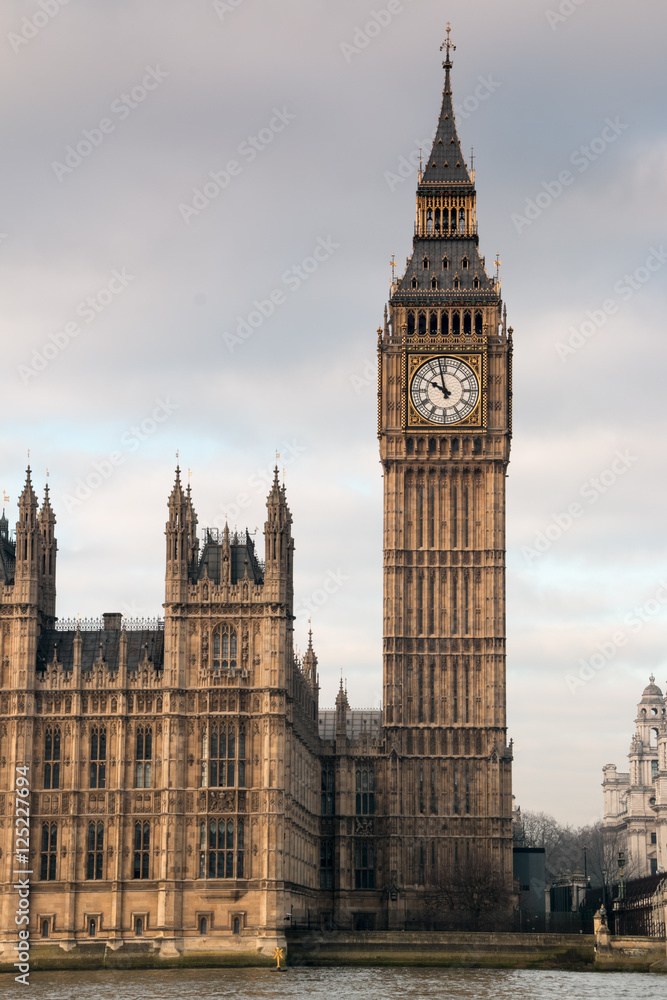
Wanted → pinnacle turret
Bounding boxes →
[391,29,499,306]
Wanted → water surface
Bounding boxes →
[1,967,664,1000]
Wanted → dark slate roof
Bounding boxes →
[197,528,263,586]
[391,57,499,309]
[396,240,496,298]
[36,627,164,673]
[420,62,472,188]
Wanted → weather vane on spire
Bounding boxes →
[390,253,397,285]
[440,21,455,62]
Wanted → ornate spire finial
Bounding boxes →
[650,673,655,683]
[495,253,502,288]
[440,21,455,66]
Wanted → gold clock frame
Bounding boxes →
[402,351,487,431]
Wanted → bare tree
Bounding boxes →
[578,821,638,906]
[518,810,582,881]
[428,854,513,931]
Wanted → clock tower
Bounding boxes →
[378,29,514,893]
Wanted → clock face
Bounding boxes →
[410,356,480,425]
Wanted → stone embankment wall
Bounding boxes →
[287,931,595,969]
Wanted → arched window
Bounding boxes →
[441,312,449,336]
[462,256,469,270]
[90,726,106,789]
[206,724,245,787]
[442,255,449,270]
[411,276,418,289]
[44,725,61,790]
[233,917,240,934]
[650,728,659,748]
[474,311,483,335]
[453,277,460,291]
[407,311,415,336]
[200,819,245,879]
[429,311,438,335]
[422,256,429,270]
[431,277,438,291]
[426,209,433,234]
[86,822,104,880]
[135,725,152,788]
[418,312,426,336]
[212,624,237,670]
[40,823,57,881]
[355,769,375,815]
[354,841,375,888]
[135,917,143,936]
[452,313,461,336]
[41,920,49,938]
[199,916,207,935]
[134,822,150,879]
[321,766,334,814]
[473,277,480,290]
[463,312,472,336]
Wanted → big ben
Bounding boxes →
[378,27,514,900]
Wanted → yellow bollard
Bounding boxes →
[273,947,285,971]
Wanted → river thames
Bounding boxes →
[0,967,665,999]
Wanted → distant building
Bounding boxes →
[603,677,667,875]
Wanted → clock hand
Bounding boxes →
[431,380,452,399]
[437,359,453,398]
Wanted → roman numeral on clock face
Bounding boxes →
[409,355,480,426]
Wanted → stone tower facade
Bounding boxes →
[603,676,667,876]
[376,30,514,917]
[0,36,515,962]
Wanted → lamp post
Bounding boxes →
[617,849,625,901]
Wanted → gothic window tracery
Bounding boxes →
[355,768,375,815]
[90,726,106,789]
[135,725,152,788]
[40,823,57,881]
[200,819,244,879]
[44,725,60,790]
[213,624,237,670]
[202,723,246,788]
[86,822,104,880]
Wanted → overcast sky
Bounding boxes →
[2,0,666,828]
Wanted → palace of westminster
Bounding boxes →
[1,33,666,962]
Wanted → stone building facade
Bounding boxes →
[0,37,514,960]
[603,677,667,876]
